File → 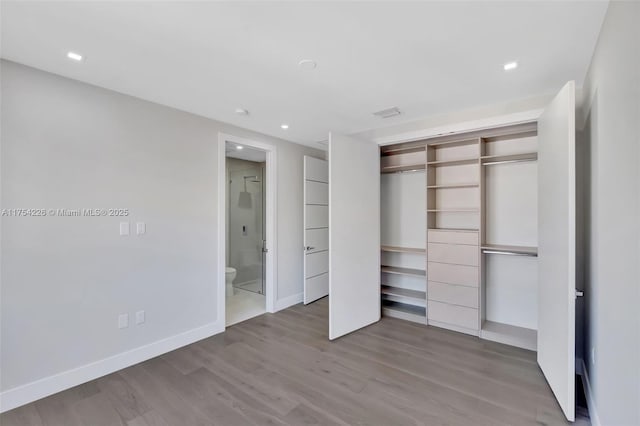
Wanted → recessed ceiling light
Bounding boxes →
[503,61,518,71]
[281,124,289,130]
[236,145,243,150]
[235,108,249,115]
[67,51,83,61]
[298,59,317,70]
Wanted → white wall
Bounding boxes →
[0,60,323,408]
[580,2,640,425]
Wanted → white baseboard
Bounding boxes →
[580,358,601,426]
[0,320,224,413]
[274,292,303,312]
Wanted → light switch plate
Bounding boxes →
[118,313,129,329]
[119,222,130,236]
[135,310,145,325]
[136,222,146,235]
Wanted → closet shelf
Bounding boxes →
[427,208,479,213]
[428,138,479,148]
[381,285,426,302]
[381,164,426,174]
[481,152,537,165]
[381,266,426,277]
[381,245,425,254]
[428,227,479,232]
[427,183,479,189]
[481,244,538,256]
[480,321,537,351]
[426,157,478,167]
[382,301,427,324]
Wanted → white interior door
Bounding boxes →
[328,132,380,340]
[303,156,329,304]
[537,81,576,421]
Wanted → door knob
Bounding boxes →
[305,246,316,251]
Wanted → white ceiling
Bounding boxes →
[1,1,608,148]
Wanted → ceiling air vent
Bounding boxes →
[373,107,401,119]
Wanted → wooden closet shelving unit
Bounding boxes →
[380,122,541,349]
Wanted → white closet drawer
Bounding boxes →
[428,230,478,246]
[428,281,478,308]
[428,300,479,330]
[427,262,478,287]
[428,243,479,266]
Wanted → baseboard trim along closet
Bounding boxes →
[275,292,304,311]
[0,320,225,413]
[579,358,602,426]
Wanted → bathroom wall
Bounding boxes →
[226,158,265,287]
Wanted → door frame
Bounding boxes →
[216,132,278,328]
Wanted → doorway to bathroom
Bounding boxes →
[218,133,276,327]
[228,161,265,295]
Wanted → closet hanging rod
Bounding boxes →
[482,249,537,257]
[482,158,537,166]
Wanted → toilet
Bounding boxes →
[225,267,237,297]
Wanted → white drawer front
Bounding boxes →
[428,230,478,246]
[428,243,479,266]
[428,281,478,308]
[428,300,479,330]
[427,262,478,287]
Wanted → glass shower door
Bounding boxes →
[229,165,264,294]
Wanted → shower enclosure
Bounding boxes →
[228,165,265,294]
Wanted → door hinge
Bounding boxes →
[575,289,584,298]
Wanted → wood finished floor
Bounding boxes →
[1,298,582,426]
